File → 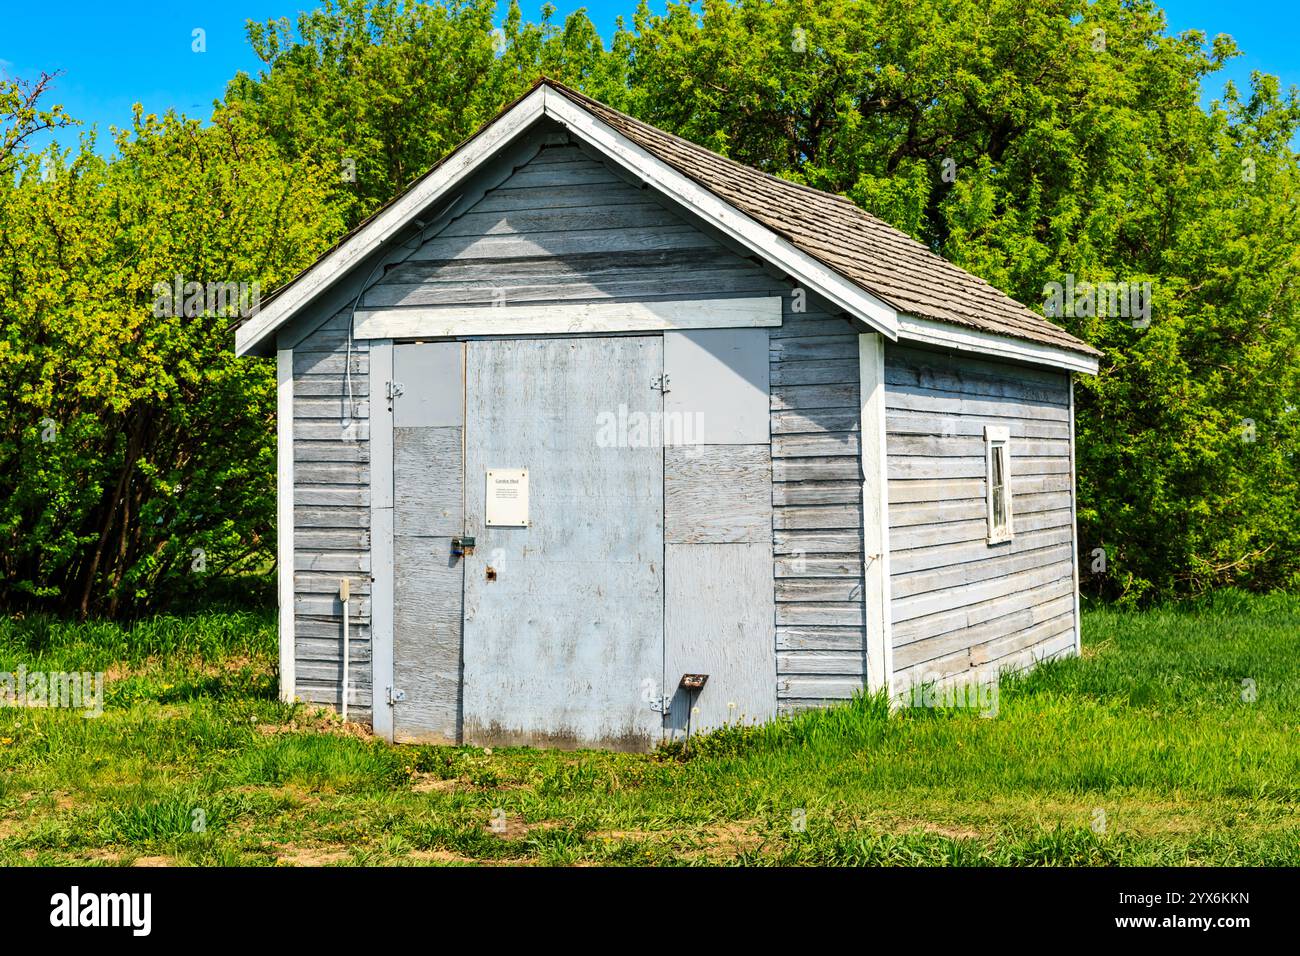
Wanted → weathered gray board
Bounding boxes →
[769,310,868,710]
[286,313,373,720]
[392,341,465,743]
[662,328,775,735]
[884,344,1078,689]
[460,337,665,751]
[663,328,771,444]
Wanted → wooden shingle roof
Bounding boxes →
[548,81,1098,358]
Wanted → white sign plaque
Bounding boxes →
[485,468,529,527]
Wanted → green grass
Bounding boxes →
[1,591,1297,866]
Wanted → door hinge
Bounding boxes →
[386,380,405,409]
[651,374,671,394]
[387,686,406,706]
[649,695,671,715]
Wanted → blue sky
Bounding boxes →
[4,0,1297,154]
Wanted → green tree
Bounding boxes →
[0,101,344,615]
[227,0,620,225]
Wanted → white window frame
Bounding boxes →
[984,425,1013,544]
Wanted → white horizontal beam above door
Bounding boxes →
[352,296,783,339]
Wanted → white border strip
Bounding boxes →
[897,314,1099,376]
[369,340,396,742]
[859,333,893,698]
[353,296,782,339]
[276,348,296,703]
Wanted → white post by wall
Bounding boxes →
[858,333,893,698]
[276,348,296,704]
[369,339,396,742]
[1068,375,1082,657]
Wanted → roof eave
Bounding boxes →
[896,313,1100,376]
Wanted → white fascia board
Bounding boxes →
[896,314,1100,376]
[539,88,899,338]
[234,87,550,357]
[353,296,782,339]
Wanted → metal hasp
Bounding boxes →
[451,535,475,557]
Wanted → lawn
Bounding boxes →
[1,592,1297,866]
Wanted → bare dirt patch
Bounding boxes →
[275,845,352,866]
[484,816,560,841]
[255,706,373,740]
[690,821,765,860]
[405,849,479,865]
[592,820,766,860]
[410,774,461,794]
[916,822,984,840]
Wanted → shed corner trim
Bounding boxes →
[276,347,296,704]
[858,331,894,699]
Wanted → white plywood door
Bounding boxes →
[461,337,665,751]
[661,328,776,737]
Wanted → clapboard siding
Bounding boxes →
[370,143,784,310]
[288,311,372,721]
[885,344,1077,688]
[771,306,866,712]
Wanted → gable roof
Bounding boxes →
[237,78,1099,371]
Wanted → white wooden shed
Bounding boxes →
[235,79,1101,750]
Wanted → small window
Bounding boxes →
[984,426,1013,544]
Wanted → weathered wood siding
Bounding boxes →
[885,344,1077,689]
[287,312,372,721]
[771,309,868,711]
[368,141,782,310]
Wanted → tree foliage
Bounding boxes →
[1,0,1297,615]
[0,105,342,615]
